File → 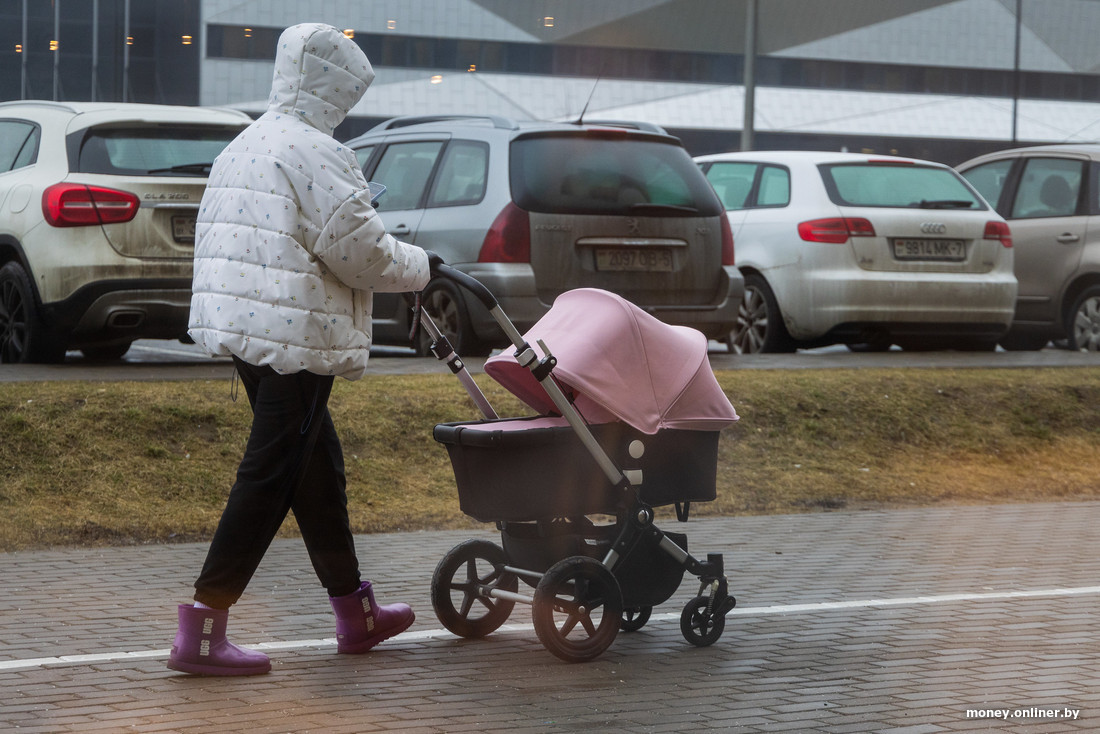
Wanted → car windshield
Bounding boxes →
[820,162,985,209]
[76,126,242,176]
[510,132,722,216]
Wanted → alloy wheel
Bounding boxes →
[1072,293,1100,351]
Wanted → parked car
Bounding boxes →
[0,100,250,363]
[956,144,1100,351]
[694,150,1017,353]
[346,115,742,355]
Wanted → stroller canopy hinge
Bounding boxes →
[532,354,557,382]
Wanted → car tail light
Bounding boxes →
[983,220,1012,248]
[478,202,531,263]
[43,183,140,227]
[798,217,876,243]
[720,214,735,266]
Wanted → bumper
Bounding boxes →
[465,263,745,341]
[773,269,1018,340]
[42,279,193,347]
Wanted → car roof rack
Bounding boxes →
[0,99,81,113]
[371,114,520,131]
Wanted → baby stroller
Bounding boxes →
[422,266,740,662]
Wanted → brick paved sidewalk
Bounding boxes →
[2,502,1099,732]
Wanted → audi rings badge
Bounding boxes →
[920,222,947,234]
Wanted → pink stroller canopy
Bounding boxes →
[484,289,739,435]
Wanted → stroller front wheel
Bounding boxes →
[620,606,652,632]
[431,540,518,638]
[533,556,623,663]
[680,595,726,647]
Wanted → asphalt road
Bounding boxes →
[1,338,1098,382]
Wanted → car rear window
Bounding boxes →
[819,162,985,209]
[510,132,722,216]
[74,126,242,176]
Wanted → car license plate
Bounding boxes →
[595,247,673,272]
[171,215,196,243]
[892,238,965,261]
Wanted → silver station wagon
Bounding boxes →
[347,116,743,355]
[958,144,1100,351]
[695,150,1017,353]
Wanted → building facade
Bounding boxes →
[4,0,1100,164]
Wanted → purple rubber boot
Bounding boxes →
[329,581,415,653]
[166,604,271,676]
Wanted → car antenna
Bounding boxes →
[576,68,603,126]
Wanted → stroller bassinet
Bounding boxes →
[425,274,739,662]
[434,416,719,522]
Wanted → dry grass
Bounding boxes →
[1,367,1098,551]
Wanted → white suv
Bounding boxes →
[347,115,742,355]
[0,101,249,363]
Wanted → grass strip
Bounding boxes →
[1,368,1097,551]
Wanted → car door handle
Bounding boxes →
[1056,233,1080,244]
[389,225,412,236]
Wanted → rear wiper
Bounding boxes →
[147,162,214,175]
[629,202,699,214]
[914,199,975,209]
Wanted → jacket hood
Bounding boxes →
[267,23,375,134]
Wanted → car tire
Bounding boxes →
[0,262,66,364]
[998,330,1050,351]
[728,274,796,354]
[1067,285,1100,351]
[415,279,488,358]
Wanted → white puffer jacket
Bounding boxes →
[189,23,429,379]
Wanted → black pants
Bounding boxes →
[193,357,361,609]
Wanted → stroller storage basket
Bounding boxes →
[499,520,688,609]
[434,416,719,523]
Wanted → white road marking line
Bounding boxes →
[3,586,1098,672]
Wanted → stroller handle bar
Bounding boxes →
[435,263,497,310]
[431,263,527,348]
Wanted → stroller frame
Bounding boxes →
[424,266,736,662]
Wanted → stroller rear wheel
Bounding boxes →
[532,556,622,663]
[431,540,518,638]
[680,595,726,647]
[620,606,652,632]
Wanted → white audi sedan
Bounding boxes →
[695,151,1017,353]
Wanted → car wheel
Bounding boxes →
[415,280,488,357]
[998,331,1050,351]
[728,274,796,354]
[0,262,65,364]
[1068,285,1100,351]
